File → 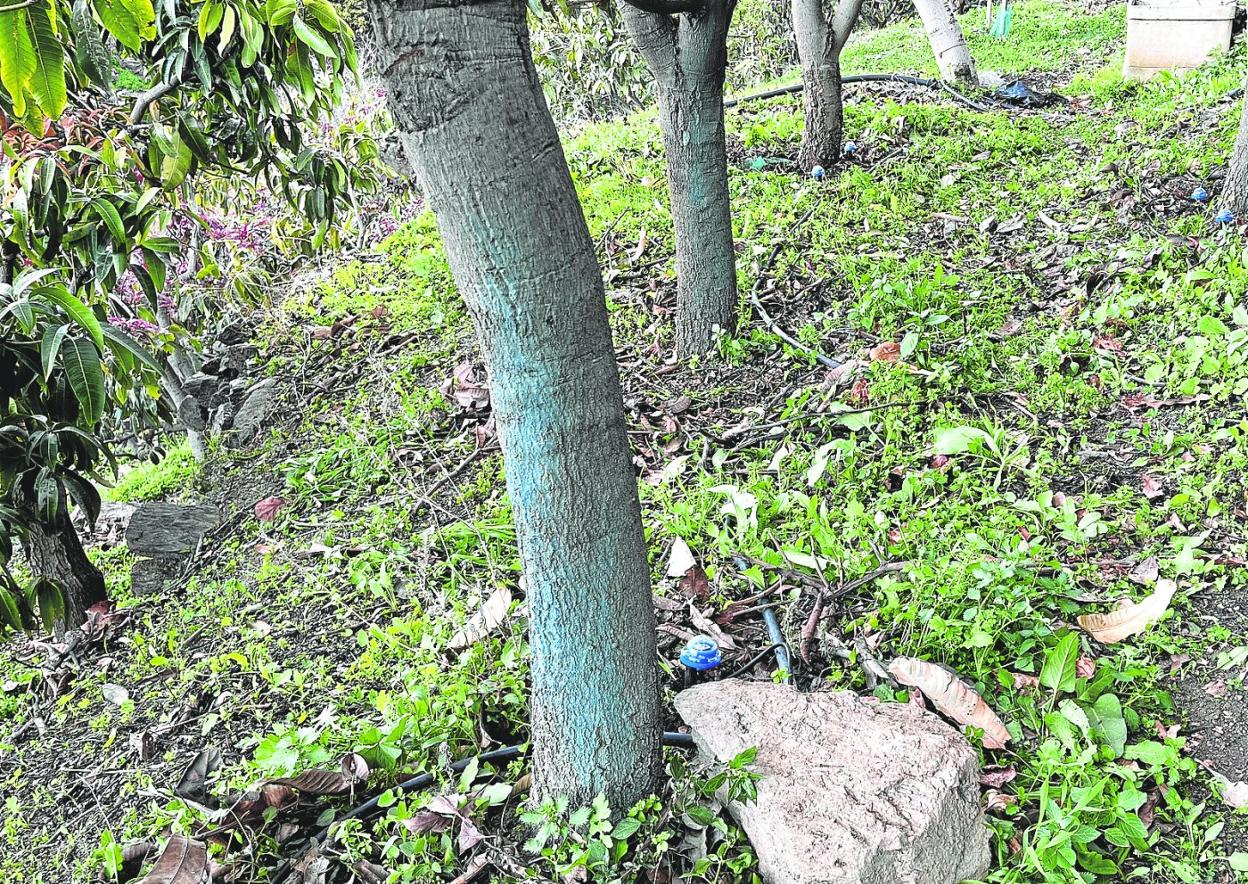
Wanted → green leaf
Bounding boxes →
[0,8,37,118]
[93,0,155,51]
[91,197,126,242]
[1197,315,1230,337]
[1229,853,1248,873]
[24,0,67,119]
[61,470,101,525]
[40,323,69,381]
[611,817,641,840]
[292,15,335,57]
[1040,632,1079,693]
[73,0,114,89]
[39,284,104,351]
[933,425,993,456]
[265,0,297,27]
[63,338,106,426]
[0,582,24,633]
[30,577,65,631]
[1124,740,1170,767]
[100,323,161,374]
[1087,693,1127,757]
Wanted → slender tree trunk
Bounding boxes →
[23,517,106,631]
[1223,77,1248,219]
[913,0,977,85]
[622,2,738,358]
[791,0,863,170]
[366,0,661,811]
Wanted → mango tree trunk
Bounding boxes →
[913,0,977,85]
[791,0,864,170]
[366,0,662,810]
[1223,78,1248,219]
[622,1,738,358]
[23,517,105,632]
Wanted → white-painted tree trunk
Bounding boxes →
[913,0,977,85]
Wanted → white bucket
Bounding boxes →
[1124,0,1236,80]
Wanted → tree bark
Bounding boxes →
[23,517,106,631]
[791,0,864,170]
[1223,77,1248,219]
[913,0,977,85]
[366,0,662,811]
[622,1,738,358]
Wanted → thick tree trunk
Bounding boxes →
[913,0,977,85]
[1223,79,1248,219]
[367,0,662,811]
[791,0,863,170]
[623,3,738,358]
[23,518,106,631]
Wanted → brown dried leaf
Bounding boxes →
[458,815,484,852]
[1011,672,1040,689]
[1076,656,1096,679]
[175,748,221,800]
[888,657,1011,749]
[139,836,209,884]
[1140,475,1163,500]
[678,565,710,602]
[403,811,453,835]
[447,586,513,650]
[269,768,354,797]
[1077,579,1177,643]
[340,752,369,785]
[1129,557,1159,585]
[254,496,287,523]
[355,861,391,884]
[261,783,296,808]
[869,341,901,363]
[979,766,1017,788]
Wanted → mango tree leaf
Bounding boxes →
[92,0,155,51]
[0,8,37,118]
[292,15,335,57]
[73,0,114,88]
[23,0,67,119]
[39,284,104,351]
[63,338,106,426]
[91,197,127,243]
[40,323,69,381]
[934,425,993,456]
[101,324,161,373]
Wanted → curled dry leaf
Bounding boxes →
[1141,474,1163,500]
[340,752,369,785]
[1078,579,1176,644]
[984,790,1017,812]
[1129,556,1159,585]
[139,836,209,884]
[888,657,1011,749]
[666,537,695,578]
[1076,656,1097,679]
[979,766,1017,788]
[1011,672,1040,689]
[869,341,901,363]
[1216,774,1248,809]
[447,586,512,650]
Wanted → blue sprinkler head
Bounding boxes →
[810,165,826,181]
[1215,209,1235,225]
[1191,187,1209,203]
[843,141,858,155]
[680,636,723,672]
[747,156,767,172]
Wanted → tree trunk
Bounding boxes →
[366,0,662,811]
[913,0,977,85]
[1223,78,1248,218]
[622,2,738,358]
[791,0,863,170]
[23,517,106,632]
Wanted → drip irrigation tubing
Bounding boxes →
[724,73,993,113]
[761,607,793,683]
[271,732,697,883]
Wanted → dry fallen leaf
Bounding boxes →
[139,836,209,884]
[254,496,287,522]
[1129,556,1159,585]
[666,537,695,578]
[1078,579,1177,644]
[1141,475,1163,500]
[1215,773,1248,809]
[269,768,358,797]
[447,586,512,650]
[888,657,1011,749]
[869,341,901,363]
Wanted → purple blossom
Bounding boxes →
[108,316,159,337]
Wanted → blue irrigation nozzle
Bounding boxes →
[1215,208,1235,225]
[680,635,722,671]
[810,165,826,181]
[1191,186,1209,203]
[843,141,858,156]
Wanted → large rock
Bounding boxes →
[675,680,991,884]
[125,502,220,556]
[228,378,279,446]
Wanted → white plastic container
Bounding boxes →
[1124,0,1236,80]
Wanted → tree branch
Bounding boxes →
[829,0,865,51]
[127,72,186,127]
[0,0,39,12]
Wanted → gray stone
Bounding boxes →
[675,680,991,884]
[177,394,208,432]
[130,555,184,596]
[125,502,220,556]
[228,378,279,446]
[183,372,222,404]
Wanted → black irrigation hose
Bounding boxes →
[761,607,793,684]
[271,732,697,883]
[724,73,993,113]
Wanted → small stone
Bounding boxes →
[675,680,991,884]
